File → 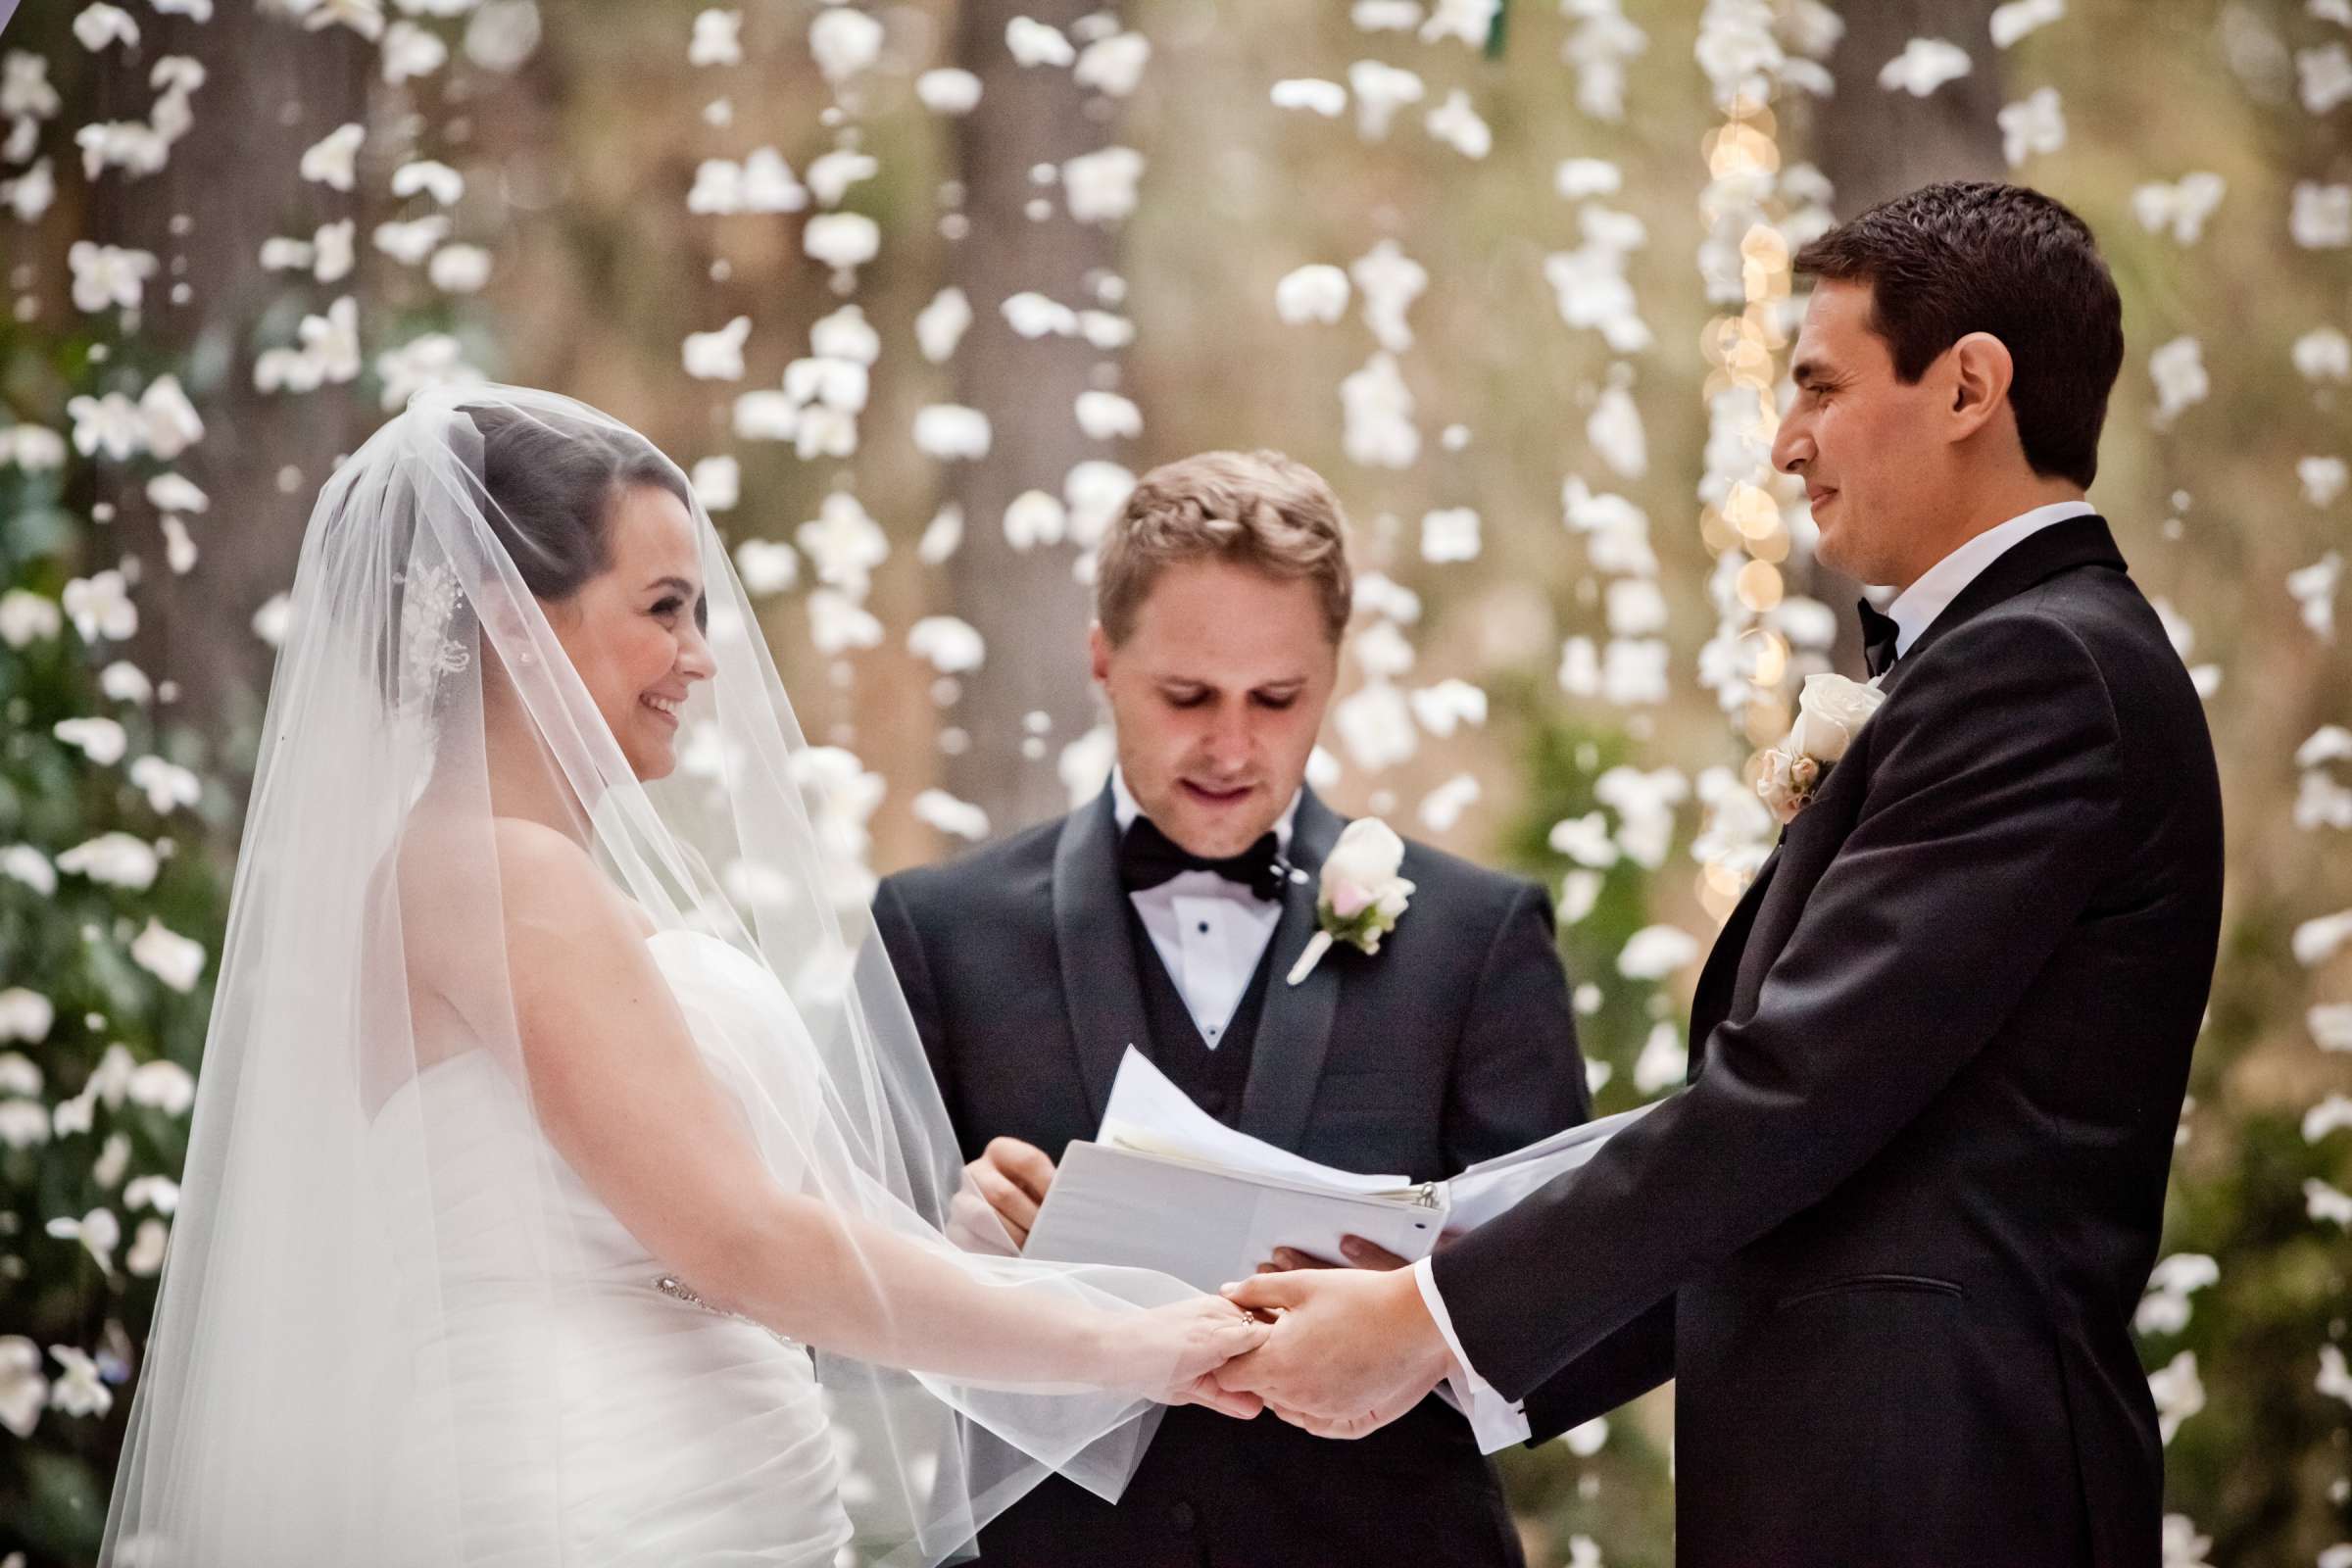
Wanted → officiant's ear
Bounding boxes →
[1945,330,2016,445]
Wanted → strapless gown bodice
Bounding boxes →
[367,930,852,1567]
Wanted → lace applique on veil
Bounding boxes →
[397,563,470,705]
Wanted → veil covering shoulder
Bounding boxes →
[102,385,1189,1567]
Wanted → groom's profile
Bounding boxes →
[1222,181,2227,1568]
[874,450,1591,1566]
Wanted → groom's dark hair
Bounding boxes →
[1793,181,2124,488]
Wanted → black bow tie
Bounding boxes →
[1858,598,1901,679]
[1118,816,1288,902]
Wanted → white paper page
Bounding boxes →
[1098,1046,1410,1195]
[1443,1100,1660,1232]
[1025,1142,1443,1294]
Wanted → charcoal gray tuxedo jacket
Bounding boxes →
[1433,514,2225,1566]
[875,783,1590,1568]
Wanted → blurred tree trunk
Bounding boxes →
[1811,1,2010,213]
[96,17,371,781]
[941,0,1122,834]
[1795,0,2008,662]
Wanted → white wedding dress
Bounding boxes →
[107,389,1198,1568]
[368,930,853,1566]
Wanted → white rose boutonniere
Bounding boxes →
[1756,672,1887,824]
[1286,817,1417,986]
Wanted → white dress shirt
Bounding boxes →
[1110,769,1300,1049]
[1883,499,2096,658]
[1411,497,2098,1452]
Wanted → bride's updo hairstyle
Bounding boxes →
[372,401,693,714]
[463,401,691,604]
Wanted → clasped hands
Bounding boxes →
[1204,1237,1458,1439]
[960,1137,1458,1440]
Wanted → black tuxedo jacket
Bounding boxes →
[875,784,1589,1568]
[1434,515,2225,1567]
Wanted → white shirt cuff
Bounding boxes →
[1410,1254,1530,1452]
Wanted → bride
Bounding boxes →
[102,387,1265,1566]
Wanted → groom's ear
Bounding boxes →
[1945,331,2016,445]
[1088,621,1112,686]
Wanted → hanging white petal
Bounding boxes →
[2299,455,2349,509]
[2292,325,2352,383]
[1350,239,1426,353]
[807,148,878,209]
[682,316,754,381]
[2299,42,2352,114]
[1409,678,1487,736]
[1271,78,1348,118]
[1073,31,1150,97]
[907,616,986,675]
[1005,16,1074,68]
[390,158,465,206]
[689,9,743,68]
[913,405,992,462]
[1347,59,1425,139]
[1878,37,1973,96]
[1073,390,1141,441]
[809,7,884,86]
[298,122,365,190]
[2132,172,2227,245]
[804,211,881,274]
[1420,507,1481,564]
[2292,181,2352,249]
[733,539,799,595]
[1996,85,2065,169]
[74,4,141,53]
[53,717,127,765]
[915,68,982,115]
[1061,146,1143,224]
[1555,158,1624,199]
[1341,353,1419,469]
[1424,89,1492,159]
[2148,337,2209,428]
[426,243,491,293]
[1351,0,1422,30]
[913,789,991,843]
[1334,681,1418,771]
[1417,773,1482,833]
[1988,0,2064,48]
[1003,291,1079,338]
[129,920,206,993]
[690,456,740,513]
[1003,490,1067,550]
[381,20,448,83]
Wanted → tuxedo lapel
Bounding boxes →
[1237,787,1345,1149]
[1688,840,1781,1078]
[1052,785,1152,1125]
[1879,514,2128,699]
[1690,517,2131,1078]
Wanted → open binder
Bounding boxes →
[1022,1047,1654,1294]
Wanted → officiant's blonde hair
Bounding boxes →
[1097,450,1352,646]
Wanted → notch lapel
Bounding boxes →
[1687,840,1780,1079]
[1052,786,1152,1126]
[1879,514,2128,700]
[1237,788,1346,1150]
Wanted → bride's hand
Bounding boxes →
[1112,1298,1270,1416]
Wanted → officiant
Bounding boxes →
[873,449,1590,1568]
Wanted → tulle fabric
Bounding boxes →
[102,385,1187,1567]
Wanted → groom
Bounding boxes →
[1219,182,2226,1566]
[873,450,1590,1566]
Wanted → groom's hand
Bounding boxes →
[1212,1266,1453,1440]
[949,1137,1055,1252]
[1260,1234,1411,1272]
